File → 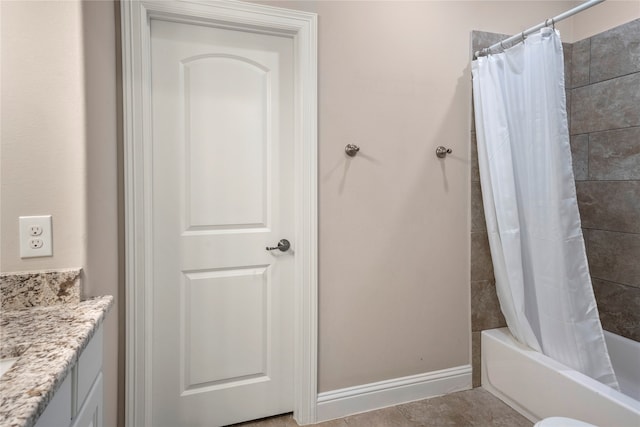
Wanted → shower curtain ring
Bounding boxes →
[500,40,506,51]
[545,18,556,29]
[521,31,526,42]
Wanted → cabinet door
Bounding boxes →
[71,373,103,427]
[76,327,103,412]
[35,374,72,427]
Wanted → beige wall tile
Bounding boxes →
[589,127,640,180]
[593,279,640,341]
[471,280,506,332]
[577,181,640,234]
[587,230,640,288]
[471,232,494,282]
[590,19,640,83]
[571,73,640,134]
[570,134,589,181]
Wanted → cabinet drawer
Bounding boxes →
[76,326,103,411]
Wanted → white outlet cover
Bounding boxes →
[19,215,53,258]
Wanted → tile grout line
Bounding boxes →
[570,69,640,90]
[582,226,640,236]
[586,132,590,181]
[570,122,640,138]
[591,275,640,291]
[580,69,640,89]
[587,37,591,85]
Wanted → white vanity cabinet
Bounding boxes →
[35,326,104,427]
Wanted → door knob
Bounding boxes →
[266,239,290,252]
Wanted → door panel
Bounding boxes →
[184,56,269,229]
[183,267,269,390]
[150,18,294,427]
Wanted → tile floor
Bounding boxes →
[233,388,532,427]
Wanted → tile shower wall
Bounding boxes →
[570,19,640,343]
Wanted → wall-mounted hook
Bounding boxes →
[345,144,360,157]
[436,146,453,158]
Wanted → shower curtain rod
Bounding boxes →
[474,0,605,58]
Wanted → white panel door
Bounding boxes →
[150,19,294,427]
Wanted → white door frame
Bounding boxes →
[120,1,318,425]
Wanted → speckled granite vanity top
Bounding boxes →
[0,269,113,427]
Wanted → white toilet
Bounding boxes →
[534,417,598,427]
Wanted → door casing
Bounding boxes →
[120,1,318,425]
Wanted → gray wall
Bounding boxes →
[570,18,640,343]
[470,18,640,387]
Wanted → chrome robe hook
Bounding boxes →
[436,146,452,158]
[345,144,360,157]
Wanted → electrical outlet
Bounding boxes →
[19,216,53,258]
[29,225,43,236]
[30,239,44,249]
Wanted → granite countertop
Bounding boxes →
[0,296,113,427]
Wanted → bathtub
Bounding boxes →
[481,328,640,426]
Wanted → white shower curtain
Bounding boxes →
[472,28,619,389]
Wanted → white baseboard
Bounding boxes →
[315,365,472,423]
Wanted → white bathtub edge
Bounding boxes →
[480,329,541,423]
[481,328,640,427]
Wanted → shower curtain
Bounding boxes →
[471,28,619,389]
